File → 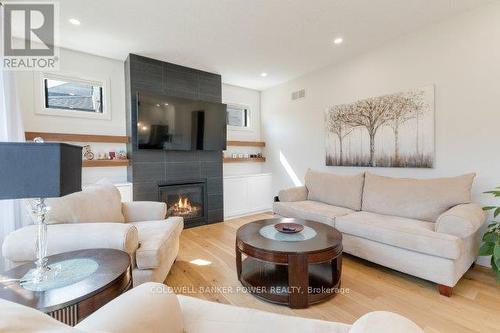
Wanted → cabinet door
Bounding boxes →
[223,178,248,217]
[247,176,272,212]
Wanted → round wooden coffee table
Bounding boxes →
[236,218,342,309]
[0,249,132,326]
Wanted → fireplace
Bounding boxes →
[158,180,208,227]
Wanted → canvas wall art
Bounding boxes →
[325,86,434,168]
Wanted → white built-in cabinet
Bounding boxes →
[223,173,272,219]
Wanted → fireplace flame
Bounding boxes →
[178,196,191,209]
[168,195,201,219]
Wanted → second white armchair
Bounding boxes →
[2,184,183,286]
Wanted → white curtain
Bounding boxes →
[0,5,28,270]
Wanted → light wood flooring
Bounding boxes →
[165,213,500,333]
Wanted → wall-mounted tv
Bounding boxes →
[137,92,227,151]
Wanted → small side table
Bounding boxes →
[0,249,132,326]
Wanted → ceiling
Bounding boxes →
[12,0,492,90]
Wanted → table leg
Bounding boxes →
[235,243,242,279]
[288,254,308,308]
[332,254,342,288]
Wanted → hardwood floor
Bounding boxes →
[165,213,500,333]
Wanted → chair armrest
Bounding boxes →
[278,186,308,202]
[76,282,183,333]
[435,203,486,238]
[350,311,424,333]
[122,201,167,222]
[2,223,139,262]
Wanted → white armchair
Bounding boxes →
[2,184,183,286]
[0,282,424,333]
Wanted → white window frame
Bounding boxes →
[35,71,112,120]
[226,103,252,132]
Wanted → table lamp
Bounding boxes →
[0,140,82,288]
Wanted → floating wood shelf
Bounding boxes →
[82,160,130,168]
[227,141,265,147]
[223,157,266,163]
[25,132,129,144]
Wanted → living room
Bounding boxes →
[0,1,499,332]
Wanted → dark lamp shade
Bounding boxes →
[0,142,82,200]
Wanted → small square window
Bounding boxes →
[227,104,250,128]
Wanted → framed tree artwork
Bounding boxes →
[325,86,434,168]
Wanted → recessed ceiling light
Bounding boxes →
[333,37,343,45]
[260,72,268,77]
[69,18,81,26]
[156,104,160,107]
[164,103,169,106]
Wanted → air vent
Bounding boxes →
[291,89,306,101]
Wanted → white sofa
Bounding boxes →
[274,170,485,296]
[0,282,424,333]
[2,184,183,286]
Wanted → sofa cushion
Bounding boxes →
[350,311,423,333]
[45,184,124,224]
[335,211,463,259]
[131,217,184,270]
[305,170,365,211]
[178,294,351,333]
[0,299,75,333]
[273,200,354,226]
[362,173,475,222]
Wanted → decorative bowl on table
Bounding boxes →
[274,223,304,234]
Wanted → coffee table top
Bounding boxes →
[0,249,130,313]
[236,218,342,255]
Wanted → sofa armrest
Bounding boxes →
[2,223,139,262]
[76,282,183,333]
[122,201,167,222]
[435,203,486,238]
[278,186,308,202]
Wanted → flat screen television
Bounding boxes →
[137,92,227,151]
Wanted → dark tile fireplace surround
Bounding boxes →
[125,54,224,228]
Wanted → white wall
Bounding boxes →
[262,3,500,219]
[14,47,128,184]
[222,83,264,175]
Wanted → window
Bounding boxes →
[36,72,111,120]
[227,104,250,129]
[44,78,103,113]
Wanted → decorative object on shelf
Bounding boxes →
[0,140,82,290]
[97,152,109,160]
[238,153,244,158]
[232,153,237,158]
[274,222,304,234]
[244,153,249,158]
[481,188,500,283]
[325,85,434,168]
[257,153,262,158]
[116,150,127,160]
[82,145,94,160]
[109,151,116,160]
